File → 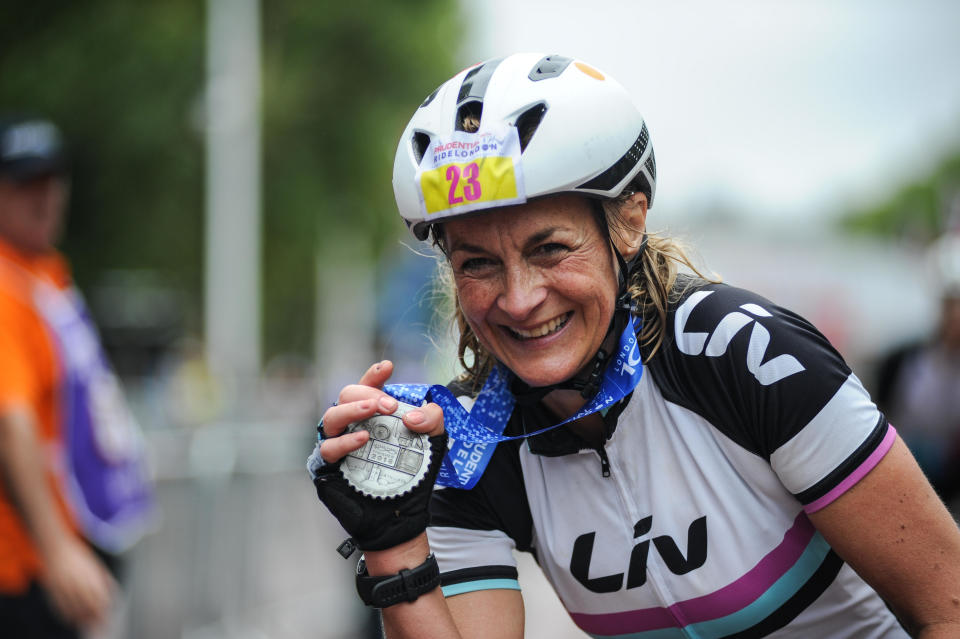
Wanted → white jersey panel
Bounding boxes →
[427,524,516,574]
[770,373,883,496]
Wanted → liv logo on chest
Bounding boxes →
[570,515,708,593]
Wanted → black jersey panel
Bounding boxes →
[440,565,519,587]
[429,382,534,553]
[645,283,852,460]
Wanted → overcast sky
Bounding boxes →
[461,0,960,227]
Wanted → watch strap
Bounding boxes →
[355,553,441,608]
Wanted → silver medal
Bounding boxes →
[340,401,432,499]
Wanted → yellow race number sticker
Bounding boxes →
[416,124,526,220]
[420,157,519,215]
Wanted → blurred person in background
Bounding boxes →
[876,233,960,508]
[0,115,154,638]
[309,54,960,637]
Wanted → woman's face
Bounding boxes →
[444,194,621,388]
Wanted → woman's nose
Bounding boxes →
[496,265,547,320]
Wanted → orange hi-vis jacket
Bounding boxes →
[0,237,79,594]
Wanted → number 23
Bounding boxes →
[446,162,482,205]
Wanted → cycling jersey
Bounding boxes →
[427,280,906,638]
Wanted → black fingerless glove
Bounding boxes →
[312,431,448,551]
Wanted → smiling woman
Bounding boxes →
[308,53,960,639]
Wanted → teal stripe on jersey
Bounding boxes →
[442,578,521,598]
[684,532,831,637]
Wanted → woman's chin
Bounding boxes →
[512,366,579,389]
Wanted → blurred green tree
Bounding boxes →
[261,1,462,362]
[0,0,462,366]
[0,0,206,324]
[840,144,960,244]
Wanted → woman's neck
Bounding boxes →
[541,389,606,448]
[535,318,624,447]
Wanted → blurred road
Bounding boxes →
[124,427,368,638]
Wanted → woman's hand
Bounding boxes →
[318,360,445,465]
[311,360,448,551]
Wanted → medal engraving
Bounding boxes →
[341,401,431,499]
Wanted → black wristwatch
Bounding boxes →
[355,553,441,608]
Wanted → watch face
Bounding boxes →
[340,401,432,499]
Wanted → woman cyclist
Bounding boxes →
[310,53,960,638]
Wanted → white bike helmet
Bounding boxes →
[393,53,656,241]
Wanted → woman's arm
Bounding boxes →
[366,533,525,639]
[316,361,524,639]
[808,436,960,637]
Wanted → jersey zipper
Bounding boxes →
[596,444,611,477]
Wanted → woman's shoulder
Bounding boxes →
[663,277,834,355]
[668,277,779,315]
[646,276,857,458]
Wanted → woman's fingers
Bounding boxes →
[320,429,370,463]
[319,360,445,464]
[402,402,445,438]
[357,360,394,389]
[321,401,444,464]
[322,394,398,439]
[337,384,398,407]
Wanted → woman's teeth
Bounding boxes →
[510,313,570,340]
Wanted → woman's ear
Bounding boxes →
[613,191,648,261]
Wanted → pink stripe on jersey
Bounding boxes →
[804,424,897,514]
[570,512,818,634]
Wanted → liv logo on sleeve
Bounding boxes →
[674,291,805,386]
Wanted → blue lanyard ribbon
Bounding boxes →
[385,314,644,489]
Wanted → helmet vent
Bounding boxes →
[420,86,441,109]
[455,100,483,132]
[528,55,573,81]
[514,103,547,152]
[457,58,503,105]
[644,149,657,182]
[527,54,573,82]
[577,122,650,193]
[411,131,431,164]
[453,58,504,131]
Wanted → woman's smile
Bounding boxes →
[503,311,572,341]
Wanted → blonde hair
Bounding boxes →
[429,197,714,391]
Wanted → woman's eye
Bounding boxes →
[536,243,569,257]
[459,257,494,272]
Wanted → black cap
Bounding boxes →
[0,116,68,181]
